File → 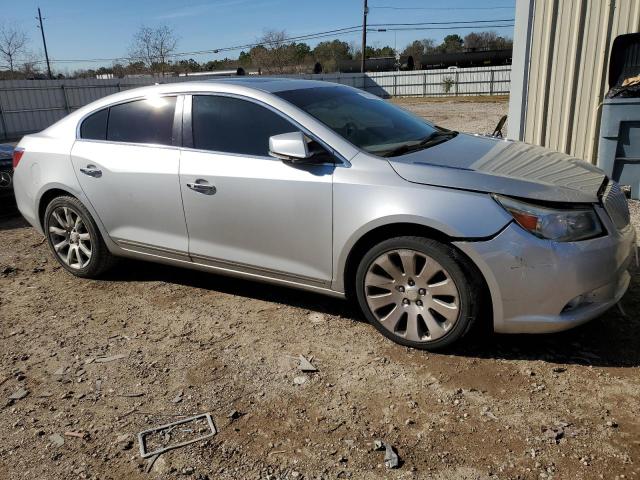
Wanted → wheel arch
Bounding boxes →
[38,187,78,230]
[340,221,493,329]
[36,185,118,255]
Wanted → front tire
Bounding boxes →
[44,196,115,278]
[355,236,481,350]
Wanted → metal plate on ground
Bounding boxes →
[137,413,217,459]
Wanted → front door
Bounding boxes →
[71,95,188,257]
[179,94,333,285]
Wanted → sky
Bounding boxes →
[1,0,515,74]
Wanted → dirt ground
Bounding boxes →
[391,96,510,135]
[1,98,639,480]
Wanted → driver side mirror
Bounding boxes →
[269,132,331,164]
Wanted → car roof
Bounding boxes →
[131,77,337,96]
[194,77,333,92]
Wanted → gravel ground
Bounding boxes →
[0,100,639,480]
[390,96,509,135]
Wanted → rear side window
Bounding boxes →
[107,97,177,145]
[192,95,297,156]
[80,108,108,140]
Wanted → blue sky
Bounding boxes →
[2,0,515,73]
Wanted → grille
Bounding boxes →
[602,181,630,230]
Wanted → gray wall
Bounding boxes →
[508,0,640,164]
[0,65,510,140]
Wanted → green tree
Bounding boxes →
[291,42,311,62]
[463,31,512,51]
[439,34,464,53]
[312,40,351,72]
[238,50,251,67]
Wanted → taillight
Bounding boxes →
[12,148,24,169]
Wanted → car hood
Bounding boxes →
[387,133,606,203]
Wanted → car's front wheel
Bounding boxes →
[44,196,115,278]
[355,236,481,350]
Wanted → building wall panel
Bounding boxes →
[511,0,640,164]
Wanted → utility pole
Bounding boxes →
[360,0,368,73]
[37,7,52,79]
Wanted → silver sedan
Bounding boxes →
[12,78,637,349]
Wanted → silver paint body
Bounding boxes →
[12,78,637,334]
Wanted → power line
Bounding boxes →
[16,20,514,66]
[383,24,513,32]
[369,19,514,26]
[370,5,513,10]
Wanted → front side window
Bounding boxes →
[192,95,298,156]
[276,86,451,157]
[107,96,177,145]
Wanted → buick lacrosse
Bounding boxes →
[12,78,636,349]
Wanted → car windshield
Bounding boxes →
[276,86,455,157]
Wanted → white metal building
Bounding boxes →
[508,0,640,163]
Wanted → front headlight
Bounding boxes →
[493,194,603,242]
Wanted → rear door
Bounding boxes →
[71,95,189,258]
[179,94,334,285]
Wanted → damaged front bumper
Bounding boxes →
[454,206,637,334]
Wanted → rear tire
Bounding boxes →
[355,236,481,350]
[44,196,115,278]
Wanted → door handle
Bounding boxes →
[80,165,102,177]
[186,180,216,195]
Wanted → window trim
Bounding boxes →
[182,92,349,166]
[75,94,183,150]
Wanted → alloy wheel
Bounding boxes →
[364,249,460,342]
[48,206,92,269]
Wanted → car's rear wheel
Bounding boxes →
[44,196,115,278]
[355,236,481,350]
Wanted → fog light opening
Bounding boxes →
[562,295,585,313]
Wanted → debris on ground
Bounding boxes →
[298,355,318,372]
[383,442,400,469]
[64,431,87,439]
[308,312,326,324]
[172,391,184,403]
[1,265,16,276]
[119,392,144,397]
[49,434,65,447]
[228,410,242,420]
[480,406,499,420]
[8,388,29,400]
[115,433,134,450]
[293,376,308,385]
[542,425,565,444]
[137,413,217,458]
[94,353,127,363]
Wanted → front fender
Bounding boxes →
[331,162,512,292]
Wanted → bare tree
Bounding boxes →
[261,30,289,73]
[248,30,309,74]
[20,51,41,79]
[129,25,178,76]
[0,25,28,73]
